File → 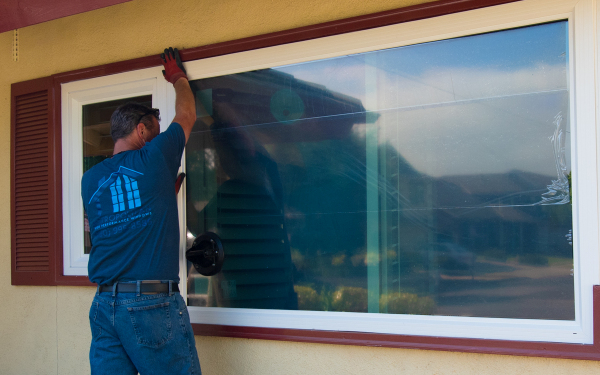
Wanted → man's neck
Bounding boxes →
[113,137,142,155]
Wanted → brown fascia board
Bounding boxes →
[0,0,132,34]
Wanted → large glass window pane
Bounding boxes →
[81,95,152,254]
[185,21,573,320]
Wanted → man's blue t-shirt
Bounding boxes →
[81,123,185,285]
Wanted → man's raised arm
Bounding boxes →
[161,47,197,143]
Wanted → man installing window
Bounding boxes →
[81,47,200,375]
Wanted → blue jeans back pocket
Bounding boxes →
[89,301,102,341]
[128,302,173,348]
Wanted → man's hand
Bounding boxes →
[161,47,187,84]
[159,46,196,143]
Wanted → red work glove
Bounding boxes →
[160,47,187,84]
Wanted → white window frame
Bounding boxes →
[61,67,175,276]
[181,0,600,344]
[58,0,599,344]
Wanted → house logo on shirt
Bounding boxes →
[110,174,142,213]
[89,166,144,216]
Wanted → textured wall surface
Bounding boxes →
[1,0,600,373]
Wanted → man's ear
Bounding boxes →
[136,122,146,139]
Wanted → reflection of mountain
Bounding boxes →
[406,169,573,257]
[375,161,574,311]
[437,171,555,209]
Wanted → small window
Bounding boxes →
[62,69,169,276]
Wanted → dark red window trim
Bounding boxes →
[20,0,600,361]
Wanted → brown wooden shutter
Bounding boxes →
[11,77,56,286]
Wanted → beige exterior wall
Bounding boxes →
[1,0,600,373]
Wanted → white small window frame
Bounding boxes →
[180,0,600,344]
[61,67,175,276]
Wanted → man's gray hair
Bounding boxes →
[110,102,161,142]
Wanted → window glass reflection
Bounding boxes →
[185,21,573,320]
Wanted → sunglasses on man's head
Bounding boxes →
[136,108,160,125]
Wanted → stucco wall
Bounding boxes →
[1,0,600,373]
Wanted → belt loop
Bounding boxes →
[96,285,100,295]
[136,281,141,297]
[168,280,173,296]
[112,282,117,297]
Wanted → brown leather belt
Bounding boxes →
[98,281,179,294]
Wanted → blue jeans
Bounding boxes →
[89,290,201,375]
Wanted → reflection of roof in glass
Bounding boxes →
[190,68,373,143]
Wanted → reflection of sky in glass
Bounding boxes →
[274,22,569,177]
